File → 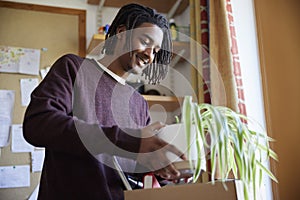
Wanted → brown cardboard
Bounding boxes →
[124,180,244,200]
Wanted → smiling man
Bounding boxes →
[100,23,164,77]
[23,3,185,200]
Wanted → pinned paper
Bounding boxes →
[0,165,30,188]
[20,78,39,106]
[0,90,15,147]
[0,46,40,75]
[0,116,10,147]
[40,66,51,79]
[11,124,34,153]
[31,150,45,172]
[28,185,39,200]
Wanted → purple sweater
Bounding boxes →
[23,54,150,200]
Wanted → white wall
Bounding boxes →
[174,5,190,26]
[231,0,265,127]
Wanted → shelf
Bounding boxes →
[172,41,190,63]
[87,33,105,55]
[142,95,183,112]
[87,0,189,16]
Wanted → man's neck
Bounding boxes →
[98,55,129,79]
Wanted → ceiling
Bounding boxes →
[87,0,189,16]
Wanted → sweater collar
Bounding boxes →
[92,58,126,85]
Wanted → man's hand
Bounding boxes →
[137,122,187,180]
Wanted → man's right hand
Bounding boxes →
[137,122,187,180]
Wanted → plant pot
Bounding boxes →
[158,123,206,177]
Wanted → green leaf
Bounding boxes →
[181,95,278,198]
[256,160,278,183]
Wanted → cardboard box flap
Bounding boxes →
[125,180,243,200]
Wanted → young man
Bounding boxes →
[23,3,185,200]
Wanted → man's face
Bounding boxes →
[119,23,164,75]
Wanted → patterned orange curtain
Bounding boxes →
[189,0,211,183]
[226,0,247,115]
[189,0,211,104]
[209,0,247,115]
[190,0,247,114]
[190,0,248,181]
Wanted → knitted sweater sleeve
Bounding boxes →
[23,54,141,159]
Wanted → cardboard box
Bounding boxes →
[125,180,245,200]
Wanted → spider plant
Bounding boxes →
[182,96,278,200]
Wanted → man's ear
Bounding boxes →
[116,25,127,39]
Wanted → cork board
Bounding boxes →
[0,1,86,199]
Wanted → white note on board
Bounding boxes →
[20,78,39,106]
[0,116,11,147]
[28,184,39,200]
[0,90,15,147]
[0,46,40,75]
[18,47,40,75]
[11,124,34,153]
[31,149,45,172]
[0,165,30,188]
[40,66,51,79]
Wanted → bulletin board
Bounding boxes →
[0,1,86,199]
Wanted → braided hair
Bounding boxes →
[102,3,173,84]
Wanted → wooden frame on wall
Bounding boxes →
[0,1,86,57]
